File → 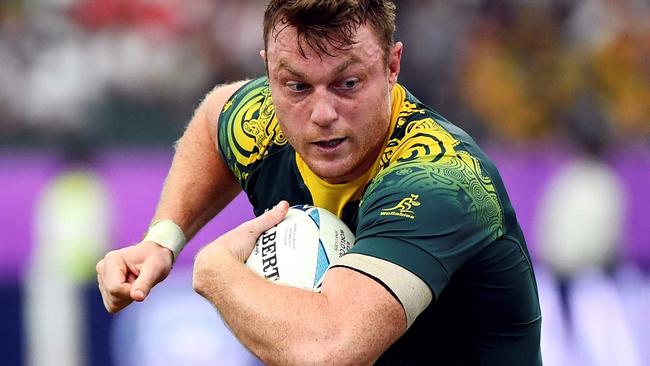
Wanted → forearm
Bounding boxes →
[192,204,406,365]
[193,246,343,365]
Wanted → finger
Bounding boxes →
[130,258,164,302]
[96,258,104,274]
[103,252,131,288]
[241,200,290,240]
[96,259,108,299]
[97,259,119,312]
[126,271,137,284]
[106,282,132,312]
[98,271,131,313]
[102,253,133,308]
[97,273,111,312]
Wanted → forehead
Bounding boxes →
[266,24,384,72]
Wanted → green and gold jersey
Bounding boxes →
[218,77,542,365]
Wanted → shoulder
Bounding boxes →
[374,85,503,230]
[361,159,504,239]
[216,77,276,135]
[215,77,288,184]
[349,159,505,298]
[190,80,249,145]
[200,80,250,126]
[380,85,468,170]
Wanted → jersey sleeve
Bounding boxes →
[347,155,505,299]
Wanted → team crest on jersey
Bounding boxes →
[380,194,421,219]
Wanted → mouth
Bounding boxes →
[312,137,347,149]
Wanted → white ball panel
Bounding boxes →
[246,206,355,291]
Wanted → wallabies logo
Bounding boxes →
[381,194,421,219]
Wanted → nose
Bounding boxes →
[310,91,337,127]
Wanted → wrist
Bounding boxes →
[143,219,186,261]
[139,240,174,264]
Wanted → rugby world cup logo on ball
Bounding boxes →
[246,205,355,291]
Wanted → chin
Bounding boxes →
[309,162,356,183]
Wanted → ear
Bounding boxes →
[387,42,403,87]
[260,49,270,75]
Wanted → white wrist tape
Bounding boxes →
[143,219,186,261]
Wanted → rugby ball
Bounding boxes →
[246,205,355,291]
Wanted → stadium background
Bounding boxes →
[1,0,648,365]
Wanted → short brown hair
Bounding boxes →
[263,0,396,60]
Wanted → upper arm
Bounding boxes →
[155,81,249,234]
[318,265,407,365]
[351,158,504,298]
[174,80,249,191]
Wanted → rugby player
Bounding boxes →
[96,1,542,364]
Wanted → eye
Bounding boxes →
[287,81,309,93]
[335,78,359,91]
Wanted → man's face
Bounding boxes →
[264,24,402,184]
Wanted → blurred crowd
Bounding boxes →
[0,0,264,146]
[399,0,650,144]
[2,2,649,365]
[0,0,649,147]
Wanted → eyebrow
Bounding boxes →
[276,55,363,79]
[334,56,362,75]
[277,59,307,79]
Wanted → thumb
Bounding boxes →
[243,201,290,240]
[130,258,166,302]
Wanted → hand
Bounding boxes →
[194,201,289,270]
[96,241,173,313]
